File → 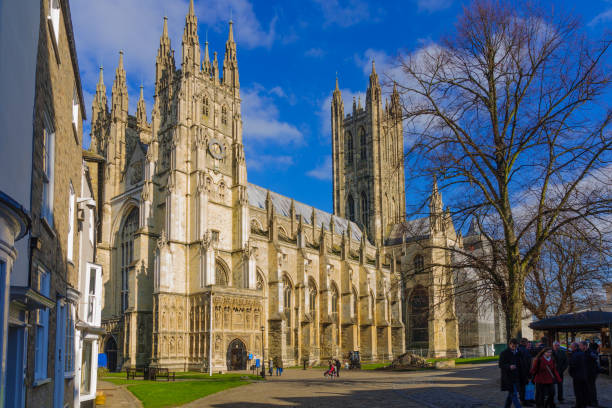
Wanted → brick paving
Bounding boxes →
[183,363,612,408]
[96,380,143,407]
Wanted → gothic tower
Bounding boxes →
[331,62,405,245]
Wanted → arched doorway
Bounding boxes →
[104,336,118,372]
[226,339,247,371]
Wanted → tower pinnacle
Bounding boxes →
[223,20,239,88]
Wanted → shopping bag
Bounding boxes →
[525,381,535,401]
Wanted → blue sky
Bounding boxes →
[71,0,612,215]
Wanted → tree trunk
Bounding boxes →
[507,266,524,340]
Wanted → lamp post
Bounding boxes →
[260,325,265,378]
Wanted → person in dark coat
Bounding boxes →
[335,358,341,378]
[519,338,535,406]
[586,342,600,407]
[552,341,568,403]
[530,347,561,408]
[500,338,523,408]
[569,342,589,408]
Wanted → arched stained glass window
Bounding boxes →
[346,132,353,165]
[361,192,368,227]
[411,285,429,343]
[347,194,355,222]
[414,254,425,274]
[120,208,139,313]
[215,263,228,286]
[359,127,366,160]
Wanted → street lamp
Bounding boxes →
[260,325,265,378]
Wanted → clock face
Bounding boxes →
[208,137,225,160]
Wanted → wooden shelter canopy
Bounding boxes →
[530,311,612,332]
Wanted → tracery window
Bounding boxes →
[346,132,353,165]
[202,96,209,117]
[120,208,139,313]
[359,127,366,160]
[331,284,339,314]
[347,194,355,222]
[414,254,425,274]
[309,282,317,313]
[411,285,429,343]
[256,272,264,290]
[215,263,228,286]
[361,192,369,227]
[283,276,292,310]
[221,106,228,125]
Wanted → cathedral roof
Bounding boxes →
[247,183,363,242]
[385,217,430,246]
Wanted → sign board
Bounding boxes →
[255,359,260,368]
[248,353,253,360]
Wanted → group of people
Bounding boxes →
[324,358,342,378]
[500,337,601,408]
[268,356,284,376]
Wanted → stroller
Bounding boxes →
[324,364,337,378]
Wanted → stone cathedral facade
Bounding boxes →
[90,2,497,372]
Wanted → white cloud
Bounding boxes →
[305,47,325,58]
[241,85,303,145]
[589,8,612,27]
[307,155,333,180]
[414,0,453,13]
[313,0,373,27]
[71,0,276,148]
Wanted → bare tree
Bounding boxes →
[395,0,612,338]
[524,222,612,319]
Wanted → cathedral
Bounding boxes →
[90,1,497,372]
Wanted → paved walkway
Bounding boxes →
[184,363,612,408]
[96,380,143,407]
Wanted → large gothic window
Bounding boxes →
[215,263,228,286]
[202,96,209,117]
[414,254,425,274]
[331,284,339,314]
[283,276,292,310]
[309,281,317,313]
[359,127,366,160]
[361,192,369,227]
[347,194,355,221]
[411,286,429,343]
[120,208,139,313]
[346,132,353,165]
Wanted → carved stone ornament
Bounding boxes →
[157,229,168,249]
[208,137,226,160]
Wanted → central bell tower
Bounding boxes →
[331,63,405,245]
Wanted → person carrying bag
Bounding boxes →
[530,347,562,408]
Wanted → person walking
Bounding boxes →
[569,342,589,408]
[530,347,561,408]
[335,358,341,378]
[268,358,273,376]
[552,342,568,404]
[586,342,600,407]
[275,356,283,376]
[500,338,523,408]
[519,338,535,406]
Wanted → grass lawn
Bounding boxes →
[100,372,260,408]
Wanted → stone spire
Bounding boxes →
[90,66,108,153]
[136,85,147,127]
[430,176,444,217]
[156,16,175,91]
[111,51,128,120]
[222,20,239,89]
[202,32,211,75]
[181,0,200,73]
[212,51,219,82]
[390,82,401,119]
[367,59,381,105]
[92,66,107,119]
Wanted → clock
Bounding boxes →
[208,137,225,160]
